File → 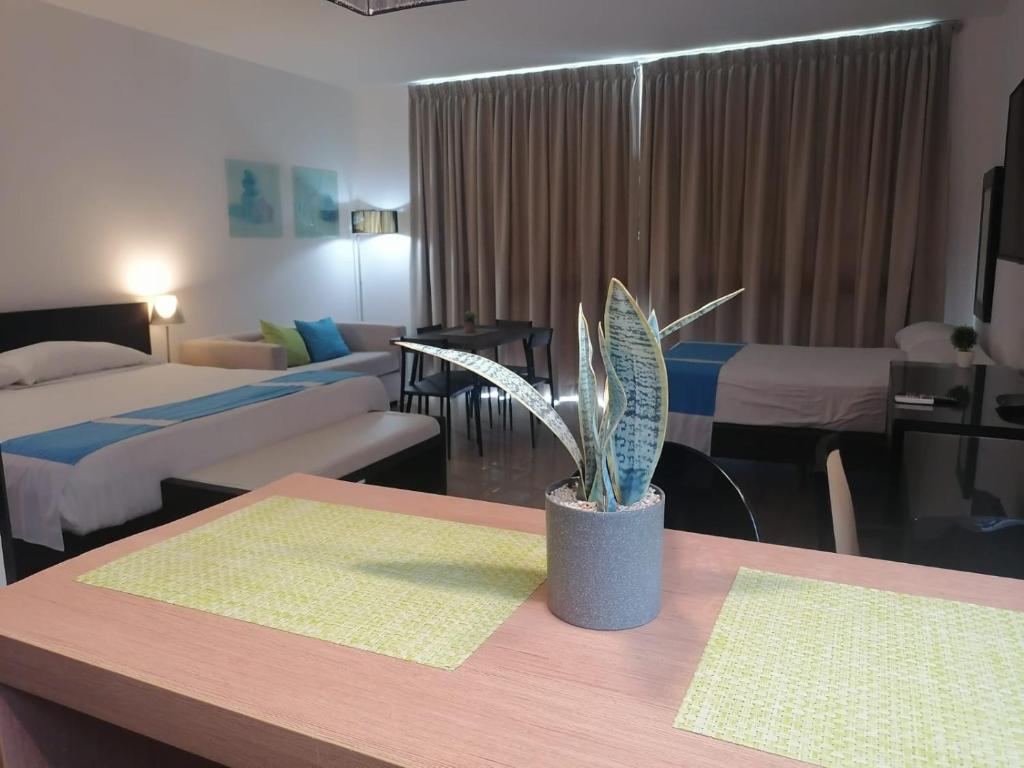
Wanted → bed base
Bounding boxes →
[710,423,887,470]
[9,432,446,581]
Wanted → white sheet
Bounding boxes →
[666,344,906,453]
[1,363,389,550]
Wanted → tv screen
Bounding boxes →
[1000,78,1024,263]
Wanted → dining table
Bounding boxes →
[0,474,1021,767]
[404,324,533,353]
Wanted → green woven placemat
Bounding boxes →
[675,568,1024,767]
[79,495,546,670]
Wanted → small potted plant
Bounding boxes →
[951,325,978,368]
[463,310,477,334]
[400,280,741,630]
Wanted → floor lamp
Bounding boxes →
[350,209,399,321]
[150,294,184,362]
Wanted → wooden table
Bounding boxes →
[0,474,1022,767]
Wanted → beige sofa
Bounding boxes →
[180,321,405,401]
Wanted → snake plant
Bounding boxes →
[398,280,742,512]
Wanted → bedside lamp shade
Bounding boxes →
[150,294,183,363]
[150,294,184,325]
[351,209,399,235]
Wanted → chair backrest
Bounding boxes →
[0,451,16,585]
[526,327,553,349]
[496,319,532,328]
[652,442,759,541]
[825,449,860,556]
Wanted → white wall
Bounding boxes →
[0,0,411,360]
[946,1,1024,367]
[347,85,414,334]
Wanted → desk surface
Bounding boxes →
[889,361,1024,438]
[1,475,1022,767]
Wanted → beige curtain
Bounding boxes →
[639,25,952,346]
[409,64,640,383]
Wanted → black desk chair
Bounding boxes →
[0,450,17,585]
[399,339,482,459]
[493,319,532,427]
[410,323,442,414]
[652,442,759,541]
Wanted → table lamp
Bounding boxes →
[351,209,399,321]
[150,294,184,362]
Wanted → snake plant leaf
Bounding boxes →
[396,342,583,472]
[602,279,669,505]
[590,321,627,506]
[658,288,744,340]
[647,308,659,337]
[577,307,600,500]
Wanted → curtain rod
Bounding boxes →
[411,18,958,86]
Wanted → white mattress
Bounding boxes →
[666,343,906,452]
[1,363,389,550]
[716,344,906,432]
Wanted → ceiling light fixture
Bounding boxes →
[325,0,463,16]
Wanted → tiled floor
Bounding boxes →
[432,395,891,552]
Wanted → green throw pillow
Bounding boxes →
[260,320,311,367]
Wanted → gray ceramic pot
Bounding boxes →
[544,479,664,630]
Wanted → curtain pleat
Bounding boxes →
[409,26,953,395]
[640,25,952,347]
[409,64,639,387]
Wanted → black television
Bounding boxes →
[999,77,1024,264]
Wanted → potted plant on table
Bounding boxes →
[400,280,741,630]
[463,310,477,334]
[951,325,979,368]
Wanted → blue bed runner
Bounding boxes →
[664,342,744,417]
[3,370,363,465]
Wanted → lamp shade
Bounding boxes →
[351,209,399,235]
[150,294,184,325]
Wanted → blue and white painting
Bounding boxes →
[293,166,340,238]
[225,159,282,238]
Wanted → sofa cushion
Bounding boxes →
[259,320,311,367]
[287,351,398,378]
[295,317,350,362]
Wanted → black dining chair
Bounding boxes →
[651,442,759,541]
[409,323,442,414]
[0,451,17,585]
[492,319,532,425]
[503,327,556,443]
[399,338,482,459]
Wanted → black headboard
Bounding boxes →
[0,302,152,355]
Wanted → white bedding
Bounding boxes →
[1,363,389,550]
[666,344,906,452]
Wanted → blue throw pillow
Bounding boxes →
[294,317,351,362]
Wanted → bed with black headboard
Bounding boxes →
[0,302,152,355]
[0,302,411,579]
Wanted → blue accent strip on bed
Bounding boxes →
[267,371,364,385]
[3,371,366,466]
[118,385,300,422]
[2,422,162,465]
[664,342,744,416]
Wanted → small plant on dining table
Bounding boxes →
[463,310,477,333]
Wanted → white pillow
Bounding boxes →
[894,321,953,351]
[0,341,156,385]
[0,364,20,389]
[904,338,995,365]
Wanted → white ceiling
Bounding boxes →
[41,0,1007,89]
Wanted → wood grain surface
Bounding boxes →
[0,474,1021,767]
